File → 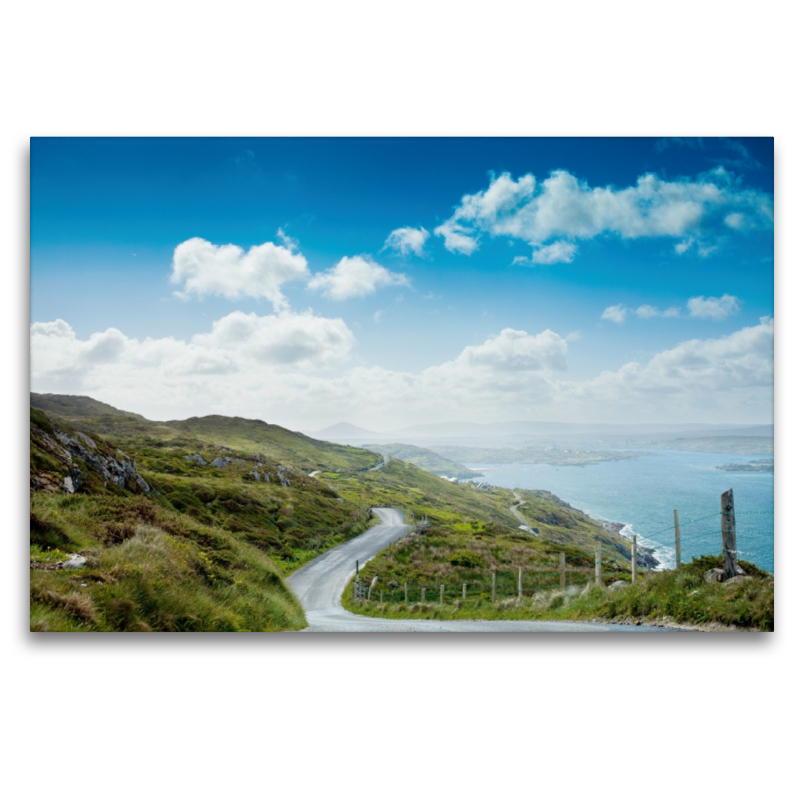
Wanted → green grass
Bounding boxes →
[342,555,773,631]
[30,493,306,632]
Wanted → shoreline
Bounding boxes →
[601,520,662,570]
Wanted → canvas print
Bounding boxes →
[29,137,774,632]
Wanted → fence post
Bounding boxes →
[380,591,383,603]
[440,585,444,604]
[518,568,523,599]
[560,553,566,592]
[673,509,681,569]
[631,535,637,583]
[491,571,497,603]
[595,542,602,586]
[462,583,467,600]
[404,582,408,603]
[421,587,426,603]
[721,488,737,579]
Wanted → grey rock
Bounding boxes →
[211,457,232,468]
[61,554,87,569]
[704,568,726,584]
[62,475,76,494]
[609,580,629,591]
[724,575,752,585]
[184,454,208,466]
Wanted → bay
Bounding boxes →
[468,449,774,574]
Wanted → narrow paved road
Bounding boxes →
[288,508,673,632]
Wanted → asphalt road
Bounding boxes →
[287,507,673,633]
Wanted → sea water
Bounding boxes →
[468,449,774,574]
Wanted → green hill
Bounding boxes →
[30,393,656,631]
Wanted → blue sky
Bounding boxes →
[30,137,774,429]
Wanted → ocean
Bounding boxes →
[468,449,774,574]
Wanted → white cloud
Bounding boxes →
[452,328,568,373]
[30,317,772,428]
[515,240,578,266]
[687,294,740,320]
[31,310,354,401]
[635,305,660,319]
[435,169,773,259]
[308,255,409,300]
[384,226,430,257]
[170,236,309,311]
[602,304,628,324]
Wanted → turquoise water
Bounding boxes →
[468,450,774,574]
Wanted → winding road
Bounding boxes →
[287,508,672,632]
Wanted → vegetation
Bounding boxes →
[342,555,774,631]
[29,397,390,631]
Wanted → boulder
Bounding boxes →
[704,568,725,584]
[61,554,88,569]
[608,580,628,591]
[724,575,752,585]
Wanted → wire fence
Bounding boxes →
[353,498,773,604]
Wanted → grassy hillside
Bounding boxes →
[342,555,774,631]
[29,401,387,631]
[31,393,662,631]
[31,392,382,474]
[363,442,481,478]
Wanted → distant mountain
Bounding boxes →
[311,422,381,442]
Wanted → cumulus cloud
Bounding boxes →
[452,328,568,373]
[434,169,773,260]
[308,255,409,300]
[170,236,309,311]
[687,294,740,320]
[31,310,354,401]
[384,226,430,257]
[31,316,772,428]
[602,305,628,324]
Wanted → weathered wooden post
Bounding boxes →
[595,542,602,586]
[353,559,359,600]
[404,582,408,603]
[491,570,497,603]
[380,591,384,602]
[440,584,444,604]
[518,568,523,599]
[560,553,566,592]
[631,535,637,583]
[462,583,467,600]
[721,488,737,579]
[673,509,682,569]
[421,587,426,603]
[368,575,378,601]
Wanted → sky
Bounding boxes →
[30,137,774,431]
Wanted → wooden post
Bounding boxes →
[518,568,523,599]
[380,591,383,602]
[462,583,467,600]
[440,584,444,604]
[421,587,426,603]
[631,535,637,583]
[673,509,682,569]
[491,571,497,603]
[560,553,566,592]
[404,582,408,603]
[721,488,737,579]
[595,542,602,586]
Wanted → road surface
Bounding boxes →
[287,507,673,632]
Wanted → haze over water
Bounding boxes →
[469,449,774,574]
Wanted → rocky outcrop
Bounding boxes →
[30,413,150,495]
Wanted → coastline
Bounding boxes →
[601,520,662,570]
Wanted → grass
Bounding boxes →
[342,555,774,631]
